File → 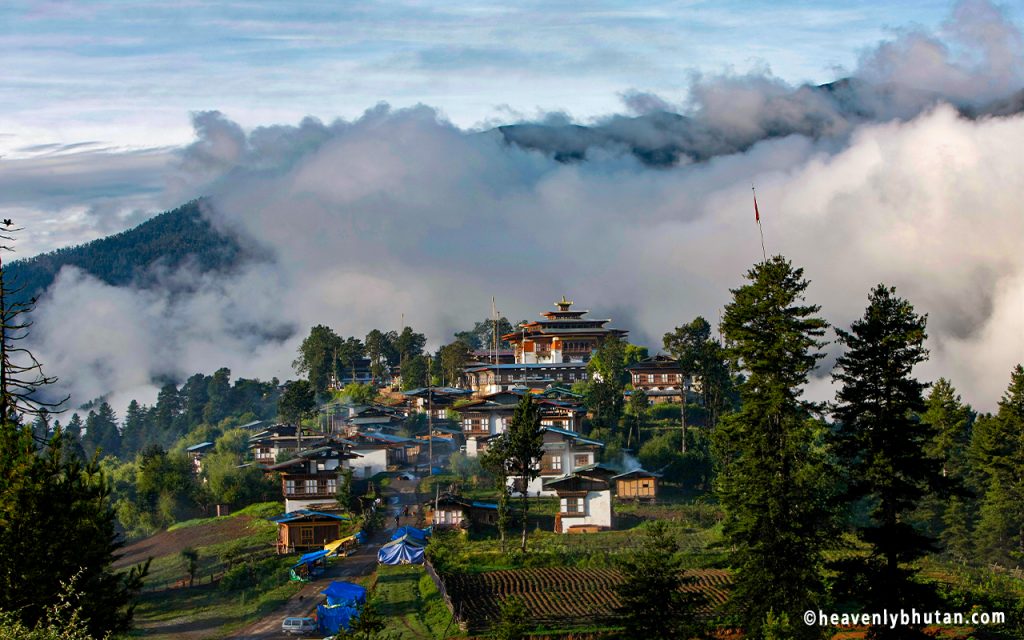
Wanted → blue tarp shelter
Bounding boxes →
[390,526,429,542]
[317,603,359,634]
[294,549,330,568]
[377,536,425,565]
[317,581,367,635]
[321,581,367,606]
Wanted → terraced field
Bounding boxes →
[443,567,730,633]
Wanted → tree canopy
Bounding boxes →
[714,256,834,639]
[831,284,942,639]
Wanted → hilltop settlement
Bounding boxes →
[10,277,1024,640]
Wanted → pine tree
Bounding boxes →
[713,256,834,640]
[180,373,210,429]
[831,285,942,639]
[941,495,974,562]
[30,411,50,449]
[613,521,706,639]
[973,366,1024,566]
[202,367,232,424]
[63,413,86,460]
[977,474,1017,566]
[120,400,148,458]
[82,403,120,459]
[924,379,973,479]
[506,393,544,553]
[919,379,975,553]
[152,382,181,445]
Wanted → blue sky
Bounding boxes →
[1,0,965,152]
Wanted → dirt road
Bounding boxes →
[225,542,381,640]
[226,474,424,640]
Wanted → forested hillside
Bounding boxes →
[7,200,246,303]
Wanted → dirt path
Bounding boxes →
[225,474,424,640]
[225,543,382,640]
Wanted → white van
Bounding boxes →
[281,616,317,636]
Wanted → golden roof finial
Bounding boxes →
[556,295,573,311]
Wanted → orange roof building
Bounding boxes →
[504,296,627,365]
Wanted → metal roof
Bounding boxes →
[268,509,350,523]
[611,468,662,480]
[543,425,605,447]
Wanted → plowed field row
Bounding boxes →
[444,568,731,632]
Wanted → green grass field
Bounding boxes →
[374,565,464,639]
[128,503,311,639]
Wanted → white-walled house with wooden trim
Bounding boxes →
[544,472,614,533]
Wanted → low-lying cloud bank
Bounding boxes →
[24,0,1024,413]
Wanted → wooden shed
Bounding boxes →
[612,468,660,501]
[270,509,350,554]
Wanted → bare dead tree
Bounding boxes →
[0,220,68,430]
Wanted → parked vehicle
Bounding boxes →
[281,616,317,636]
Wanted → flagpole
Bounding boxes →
[753,185,767,263]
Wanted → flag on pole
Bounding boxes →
[753,191,760,223]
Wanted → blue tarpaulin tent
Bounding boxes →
[317,603,359,634]
[294,549,330,567]
[317,581,367,635]
[390,526,429,542]
[377,536,425,565]
[321,581,367,606]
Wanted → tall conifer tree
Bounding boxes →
[506,393,544,553]
[973,366,1024,566]
[714,256,834,639]
[832,285,942,639]
[920,379,975,557]
[83,402,120,459]
[120,400,148,458]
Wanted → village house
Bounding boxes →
[456,390,585,456]
[345,430,419,468]
[414,434,457,468]
[264,441,360,512]
[337,438,390,478]
[545,470,615,533]
[248,423,323,464]
[270,509,350,554]
[327,356,374,388]
[341,405,406,434]
[626,355,693,404]
[400,387,474,421]
[185,441,214,473]
[513,426,605,497]
[463,297,628,395]
[422,493,500,529]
